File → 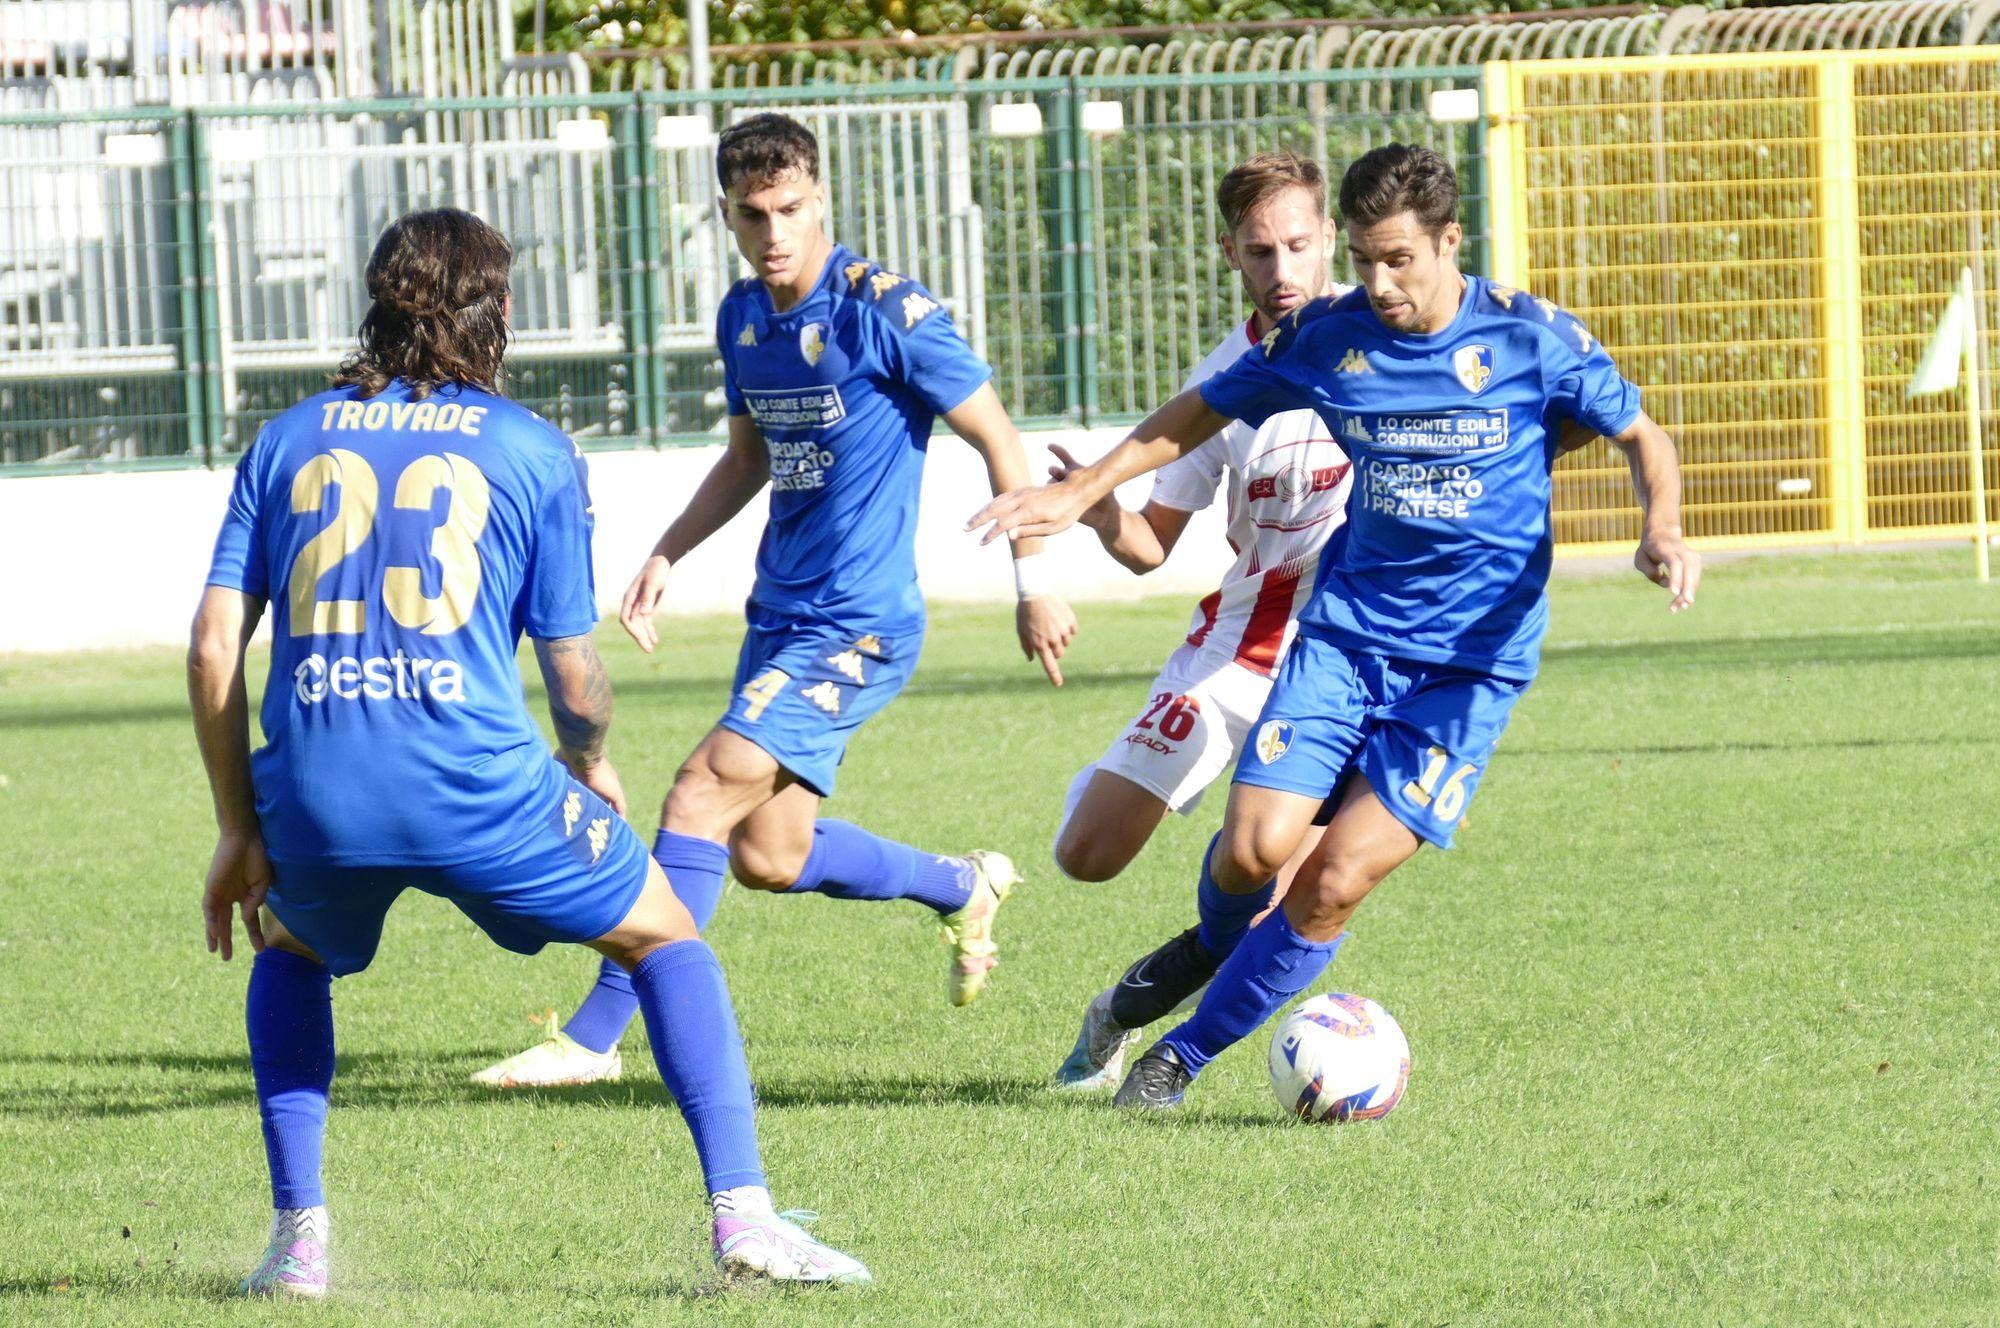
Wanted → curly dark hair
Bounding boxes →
[716,113,820,194]
[1338,144,1461,235]
[333,208,513,399]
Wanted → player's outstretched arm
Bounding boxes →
[1610,412,1702,612]
[187,585,271,962]
[966,387,1229,546]
[534,634,627,814]
[620,413,771,652]
[1047,442,1193,575]
[943,382,1079,686]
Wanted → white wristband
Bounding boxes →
[1013,551,1052,601]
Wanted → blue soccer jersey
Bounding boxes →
[1199,278,1641,681]
[204,381,599,866]
[716,243,993,637]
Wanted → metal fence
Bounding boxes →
[1488,45,1999,549]
[0,67,1485,470]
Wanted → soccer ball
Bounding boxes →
[1268,992,1411,1123]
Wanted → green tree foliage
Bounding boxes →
[522,0,1622,58]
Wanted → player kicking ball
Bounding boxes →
[973,144,1700,1111]
[1046,152,1355,1089]
[474,113,1076,1090]
[191,209,868,1294]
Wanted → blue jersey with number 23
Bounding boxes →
[205,381,598,867]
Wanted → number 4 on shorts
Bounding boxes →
[1404,745,1477,824]
[739,668,790,722]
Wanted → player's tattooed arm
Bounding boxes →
[968,386,1228,544]
[536,634,630,812]
[1609,412,1701,612]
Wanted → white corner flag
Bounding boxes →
[1907,265,1989,583]
[1908,268,1973,399]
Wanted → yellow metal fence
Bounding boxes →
[1487,47,2000,552]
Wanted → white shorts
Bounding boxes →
[1091,642,1276,816]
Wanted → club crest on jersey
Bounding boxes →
[1255,720,1296,765]
[1454,344,1495,395]
[1337,348,1372,374]
[844,260,870,289]
[799,322,827,366]
[736,324,757,347]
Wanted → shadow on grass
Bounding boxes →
[0,1050,1053,1119]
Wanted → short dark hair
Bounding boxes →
[1215,151,1327,234]
[1338,144,1460,234]
[717,113,820,194]
[333,208,511,399]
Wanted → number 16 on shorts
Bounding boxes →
[1399,744,1481,830]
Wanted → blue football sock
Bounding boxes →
[1160,907,1344,1075]
[561,957,636,1054]
[1195,832,1276,958]
[562,831,727,1054]
[654,829,728,930]
[246,949,335,1210]
[630,940,766,1194]
[787,819,975,914]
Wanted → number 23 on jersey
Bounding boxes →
[286,448,491,637]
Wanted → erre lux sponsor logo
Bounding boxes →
[294,650,467,704]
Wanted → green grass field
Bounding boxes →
[2,548,1996,1327]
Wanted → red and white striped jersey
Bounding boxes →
[1149,308,1354,678]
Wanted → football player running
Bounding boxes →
[1049,151,1355,1090]
[192,209,870,1294]
[474,113,1077,1090]
[973,144,1700,1111]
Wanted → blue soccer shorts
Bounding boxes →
[1232,631,1530,849]
[264,769,650,977]
[717,622,920,797]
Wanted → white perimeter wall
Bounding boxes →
[0,428,1238,654]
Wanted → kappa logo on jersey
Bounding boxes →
[1260,320,1285,357]
[1533,296,1560,322]
[736,324,757,347]
[1567,319,1594,354]
[869,271,905,299]
[1337,348,1372,374]
[1255,720,1296,765]
[561,791,582,837]
[852,633,884,656]
[1341,414,1375,445]
[901,292,939,328]
[1454,344,1495,395]
[802,679,843,714]
[800,322,828,366]
[843,260,870,289]
[586,817,610,864]
[1488,284,1519,310]
[826,649,867,684]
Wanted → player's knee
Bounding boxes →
[1214,822,1292,890]
[1311,848,1388,916]
[662,762,731,835]
[1052,822,1127,883]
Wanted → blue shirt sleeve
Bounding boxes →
[868,279,993,415]
[1546,313,1641,439]
[205,437,269,600]
[717,304,748,417]
[1198,333,1314,429]
[519,445,599,640]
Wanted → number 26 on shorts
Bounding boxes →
[1403,745,1478,825]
